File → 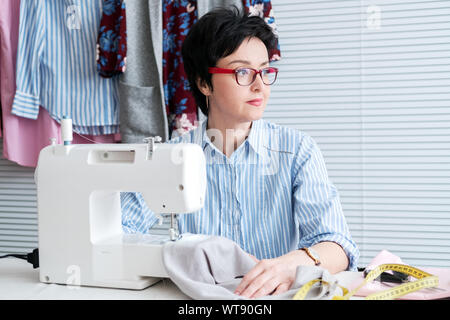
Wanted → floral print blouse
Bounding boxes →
[97,0,127,78]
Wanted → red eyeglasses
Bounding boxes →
[208,67,278,86]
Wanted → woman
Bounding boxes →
[121,6,359,299]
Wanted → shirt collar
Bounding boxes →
[246,118,267,157]
[198,118,267,157]
[200,119,210,150]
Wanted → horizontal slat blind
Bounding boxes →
[0,142,38,255]
[269,0,450,268]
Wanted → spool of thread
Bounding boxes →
[61,116,73,145]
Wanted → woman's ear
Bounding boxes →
[196,78,212,96]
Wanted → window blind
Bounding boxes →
[269,0,450,268]
[0,144,37,255]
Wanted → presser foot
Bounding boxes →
[169,228,181,241]
[169,213,181,241]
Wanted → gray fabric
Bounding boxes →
[197,0,244,17]
[118,0,168,143]
[162,234,343,300]
[118,82,166,142]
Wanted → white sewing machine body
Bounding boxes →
[35,140,206,289]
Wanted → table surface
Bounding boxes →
[0,258,362,300]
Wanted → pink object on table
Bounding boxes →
[348,250,450,300]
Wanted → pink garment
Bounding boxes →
[0,0,120,168]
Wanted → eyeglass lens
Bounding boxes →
[236,68,277,86]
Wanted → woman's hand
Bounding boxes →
[236,242,349,299]
[235,251,308,299]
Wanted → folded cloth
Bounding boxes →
[162,234,343,300]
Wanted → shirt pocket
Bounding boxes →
[118,81,167,142]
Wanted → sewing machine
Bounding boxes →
[35,123,206,290]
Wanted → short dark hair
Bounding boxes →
[181,6,278,116]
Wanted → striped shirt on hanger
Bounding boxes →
[121,118,360,270]
[12,0,119,135]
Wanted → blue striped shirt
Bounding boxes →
[121,118,360,270]
[12,0,119,135]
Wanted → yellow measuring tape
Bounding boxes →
[292,279,349,300]
[293,264,439,300]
